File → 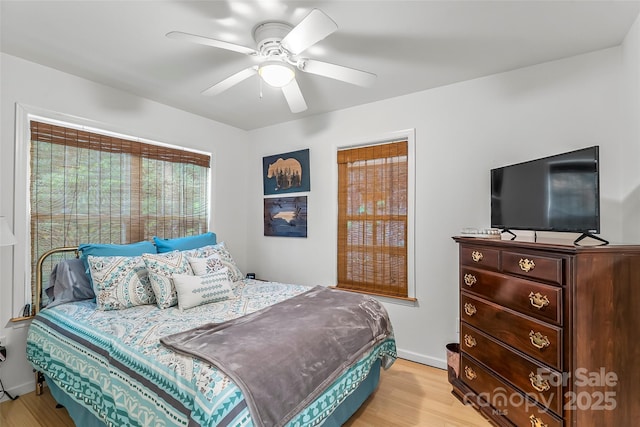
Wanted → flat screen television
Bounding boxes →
[491,146,606,244]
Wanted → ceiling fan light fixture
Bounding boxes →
[259,62,295,88]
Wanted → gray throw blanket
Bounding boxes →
[160,285,393,427]
[45,258,95,308]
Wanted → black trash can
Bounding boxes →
[446,343,460,384]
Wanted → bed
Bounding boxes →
[26,237,396,427]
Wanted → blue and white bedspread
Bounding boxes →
[26,280,397,427]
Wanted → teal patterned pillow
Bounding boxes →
[88,255,155,311]
[172,268,234,310]
[187,253,237,282]
[142,251,193,309]
[183,241,243,282]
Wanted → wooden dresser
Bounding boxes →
[451,237,640,427]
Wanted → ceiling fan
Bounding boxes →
[167,9,376,113]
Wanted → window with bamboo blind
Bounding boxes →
[29,120,210,308]
[337,140,409,299]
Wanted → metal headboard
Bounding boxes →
[35,247,79,315]
[30,246,79,395]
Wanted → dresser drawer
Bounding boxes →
[460,245,500,271]
[502,250,564,285]
[461,324,563,415]
[461,292,562,370]
[461,354,563,427]
[461,267,562,325]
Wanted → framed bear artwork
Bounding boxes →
[262,149,310,195]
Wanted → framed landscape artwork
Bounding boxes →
[262,149,310,195]
[264,196,308,238]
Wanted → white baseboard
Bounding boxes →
[396,348,447,370]
[0,380,36,403]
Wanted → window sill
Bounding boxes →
[8,315,34,328]
[330,286,417,305]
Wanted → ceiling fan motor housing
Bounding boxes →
[253,22,293,58]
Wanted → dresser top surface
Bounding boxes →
[452,236,640,254]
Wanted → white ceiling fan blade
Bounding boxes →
[281,9,338,55]
[202,67,257,96]
[281,79,308,113]
[166,31,258,55]
[301,59,376,87]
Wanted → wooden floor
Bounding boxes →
[1,359,490,426]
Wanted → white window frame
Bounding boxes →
[334,128,417,305]
[12,103,211,318]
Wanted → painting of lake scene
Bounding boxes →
[264,196,308,237]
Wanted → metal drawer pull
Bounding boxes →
[464,366,477,380]
[464,334,477,348]
[529,331,551,350]
[529,415,548,427]
[464,274,477,287]
[528,372,551,392]
[464,303,477,316]
[519,258,536,272]
[471,250,483,262]
[528,292,550,309]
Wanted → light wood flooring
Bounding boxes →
[1,358,490,426]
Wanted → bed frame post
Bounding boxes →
[35,371,45,395]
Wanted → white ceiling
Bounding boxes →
[2,1,639,130]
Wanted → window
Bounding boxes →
[337,139,413,299]
[28,120,210,309]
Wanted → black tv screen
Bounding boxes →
[491,146,600,233]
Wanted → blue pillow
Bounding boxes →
[78,241,157,283]
[153,232,217,253]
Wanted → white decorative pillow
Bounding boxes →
[184,241,243,282]
[142,251,193,309]
[172,268,235,311]
[88,255,155,310]
[188,253,225,275]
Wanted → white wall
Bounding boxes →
[621,14,640,241]
[247,45,634,368]
[0,53,250,399]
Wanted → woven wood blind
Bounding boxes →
[30,121,211,167]
[337,140,408,298]
[29,120,210,308]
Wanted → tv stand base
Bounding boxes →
[501,229,517,240]
[574,232,609,246]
